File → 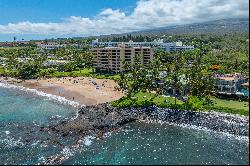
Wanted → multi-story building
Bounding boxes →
[91,44,154,73]
[214,73,248,96]
[159,41,194,52]
[91,39,194,52]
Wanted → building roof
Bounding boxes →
[219,77,236,81]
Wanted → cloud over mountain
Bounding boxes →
[0,0,248,35]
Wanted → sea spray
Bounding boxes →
[0,136,24,148]
[42,135,96,165]
[83,136,96,146]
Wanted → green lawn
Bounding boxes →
[134,92,183,105]
[111,92,183,108]
[204,97,249,116]
[46,68,120,80]
[111,92,249,116]
[211,97,249,111]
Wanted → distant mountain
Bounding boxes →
[94,18,249,39]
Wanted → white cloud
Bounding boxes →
[0,0,248,36]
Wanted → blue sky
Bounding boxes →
[0,0,248,42]
[0,0,136,24]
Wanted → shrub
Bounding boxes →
[185,96,205,111]
[111,97,154,108]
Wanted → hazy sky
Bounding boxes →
[0,0,248,41]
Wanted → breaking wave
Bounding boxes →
[0,82,82,108]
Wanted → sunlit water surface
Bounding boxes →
[0,87,249,165]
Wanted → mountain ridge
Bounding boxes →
[90,18,249,39]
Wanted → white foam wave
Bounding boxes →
[38,156,46,163]
[0,82,82,108]
[5,131,10,135]
[0,136,24,148]
[61,147,75,158]
[83,135,96,146]
[31,140,40,146]
[103,132,112,138]
[40,135,96,164]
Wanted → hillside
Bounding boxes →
[95,18,249,39]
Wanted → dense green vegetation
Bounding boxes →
[112,33,249,115]
[0,32,249,116]
[111,92,183,108]
[44,68,120,80]
[100,32,249,76]
[115,48,216,107]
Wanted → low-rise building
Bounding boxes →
[37,42,84,50]
[37,42,66,50]
[43,60,69,67]
[91,44,154,73]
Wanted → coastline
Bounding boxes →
[0,76,124,106]
[0,82,81,108]
[0,77,248,164]
[1,76,248,131]
[40,101,249,141]
[41,103,249,164]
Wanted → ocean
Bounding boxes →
[0,84,249,165]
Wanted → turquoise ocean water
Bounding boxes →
[0,85,249,165]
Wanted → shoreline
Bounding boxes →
[0,79,248,164]
[0,76,124,106]
[0,76,248,120]
[0,76,248,136]
[42,102,249,139]
[0,82,81,108]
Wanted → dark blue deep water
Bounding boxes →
[0,86,249,165]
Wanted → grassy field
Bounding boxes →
[111,92,183,108]
[211,97,249,111]
[111,92,249,116]
[134,92,183,105]
[44,68,120,80]
[204,97,249,116]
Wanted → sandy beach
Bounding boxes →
[0,76,124,106]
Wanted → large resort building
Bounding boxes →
[91,44,153,73]
[91,39,193,73]
[91,39,194,52]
